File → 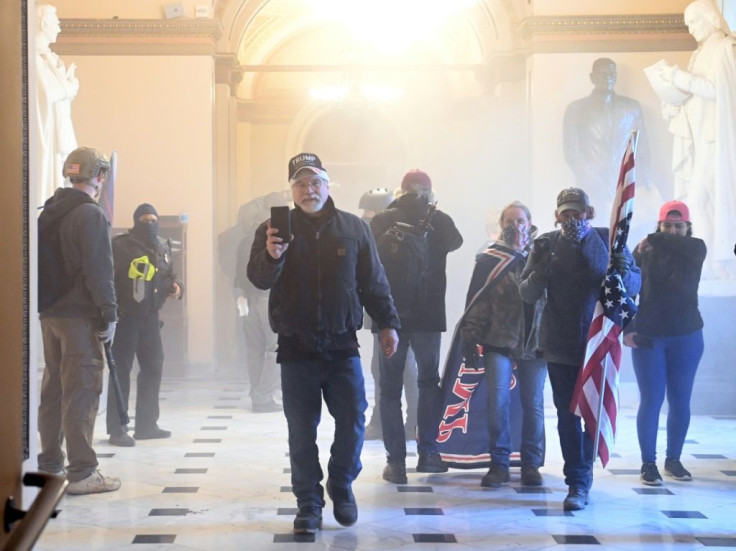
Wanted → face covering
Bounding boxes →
[561,218,591,242]
[133,220,159,246]
[501,225,530,250]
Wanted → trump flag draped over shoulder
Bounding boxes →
[570,131,639,467]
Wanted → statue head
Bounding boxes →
[589,58,617,93]
[36,4,60,46]
[684,0,731,42]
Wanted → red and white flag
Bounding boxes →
[570,131,638,467]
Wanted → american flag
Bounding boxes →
[570,131,638,467]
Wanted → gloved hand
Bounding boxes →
[236,296,249,317]
[529,237,553,285]
[611,251,629,274]
[97,321,117,344]
[462,341,482,369]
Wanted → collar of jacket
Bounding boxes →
[293,195,337,224]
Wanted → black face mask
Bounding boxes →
[133,220,159,245]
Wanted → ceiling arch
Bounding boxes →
[217,0,518,101]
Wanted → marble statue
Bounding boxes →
[654,0,736,275]
[36,4,78,202]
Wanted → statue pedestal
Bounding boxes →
[691,282,736,415]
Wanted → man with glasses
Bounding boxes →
[247,153,400,534]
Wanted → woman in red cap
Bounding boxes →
[624,200,707,486]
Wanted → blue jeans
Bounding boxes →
[281,356,368,509]
[632,329,704,464]
[484,352,546,468]
[379,332,442,462]
[547,362,594,490]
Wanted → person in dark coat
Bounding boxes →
[520,187,640,511]
[624,200,706,485]
[37,146,121,494]
[106,203,183,446]
[370,169,463,484]
[247,153,400,535]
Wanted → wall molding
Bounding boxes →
[518,13,695,52]
[54,13,694,57]
[55,18,223,56]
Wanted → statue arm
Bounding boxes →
[672,67,716,101]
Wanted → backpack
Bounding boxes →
[37,197,94,312]
[375,202,437,319]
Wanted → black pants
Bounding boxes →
[106,312,164,435]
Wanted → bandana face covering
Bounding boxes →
[501,225,530,251]
[561,218,591,242]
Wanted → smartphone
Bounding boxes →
[270,206,291,241]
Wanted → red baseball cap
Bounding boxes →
[659,200,690,222]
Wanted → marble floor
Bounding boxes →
[35,373,736,551]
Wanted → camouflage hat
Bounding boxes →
[62,147,110,181]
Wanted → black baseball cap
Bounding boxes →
[288,153,327,182]
[556,187,590,213]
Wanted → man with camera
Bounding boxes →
[247,153,400,535]
[520,188,640,511]
[106,203,183,446]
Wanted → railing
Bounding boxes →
[3,472,67,551]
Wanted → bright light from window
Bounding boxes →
[310,85,350,102]
[310,0,476,54]
[361,84,403,102]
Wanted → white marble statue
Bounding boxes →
[655,0,736,276]
[36,3,78,202]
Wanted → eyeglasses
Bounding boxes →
[291,178,327,192]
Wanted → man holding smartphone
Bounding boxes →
[247,152,400,535]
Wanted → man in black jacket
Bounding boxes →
[38,146,121,494]
[370,169,464,484]
[247,153,400,535]
[520,187,640,511]
[106,203,183,446]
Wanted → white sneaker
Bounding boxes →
[66,470,121,495]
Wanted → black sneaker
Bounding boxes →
[563,486,589,511]
[325,479,358,527]
[640,462,663,486]
[416,452,448,473]
[480,464,510,488]
[293,506,322,534]
[520,465,543,486]
[382,462,408,484]
[664,458,692,481]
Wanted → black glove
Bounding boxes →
[611,251,629,274]
[462,341,481,369]
[529,237,553,285]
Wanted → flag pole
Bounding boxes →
[593,354,611,462]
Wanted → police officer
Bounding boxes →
[107,203,183,446]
